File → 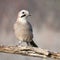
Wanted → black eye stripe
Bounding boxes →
[21,14,26,17]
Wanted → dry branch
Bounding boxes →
[0,45,60,59]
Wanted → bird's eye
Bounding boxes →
[22,12,24,14]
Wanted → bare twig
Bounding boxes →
[0,45,60,59]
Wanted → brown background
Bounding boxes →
[0,0,60,60]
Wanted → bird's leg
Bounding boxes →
[26,42,29,46]
[18,41,22,45]
[26,42,31,47]
[16,41,22,47]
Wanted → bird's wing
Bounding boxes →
[27,21,33,32]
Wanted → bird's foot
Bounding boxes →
[15,41,22,47]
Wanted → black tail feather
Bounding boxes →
[30,40,38,47]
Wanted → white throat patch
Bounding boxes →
[17,17,27,24]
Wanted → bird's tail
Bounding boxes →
[30,40,38,47]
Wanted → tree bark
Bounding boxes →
[0,45,60,59]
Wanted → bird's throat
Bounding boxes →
[17,18,27,24]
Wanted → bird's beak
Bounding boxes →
[28,14,31,16]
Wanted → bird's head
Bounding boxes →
[18,10,31,18]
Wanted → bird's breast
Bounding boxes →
[14,22,33,42]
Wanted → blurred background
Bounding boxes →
[0,0,60,60]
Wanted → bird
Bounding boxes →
[14,10,38,47]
